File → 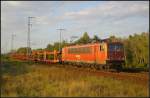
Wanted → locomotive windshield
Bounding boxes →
[108,44,123,51]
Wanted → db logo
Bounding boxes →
[75,55,80,59]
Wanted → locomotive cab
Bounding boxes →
[107,42,125,69]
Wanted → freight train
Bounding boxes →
[10,41,125,71]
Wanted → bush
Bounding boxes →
[1,63,148,97]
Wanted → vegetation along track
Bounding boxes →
[35,62,149,87]
[87,70,149,87]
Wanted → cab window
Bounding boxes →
[109,44,123,51]
[100,45,104,51]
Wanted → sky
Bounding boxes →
[1,1,149,53]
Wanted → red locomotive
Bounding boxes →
[62,41,125,70]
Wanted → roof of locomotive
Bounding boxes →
[63,41,123,49]
[63,42,105,49]
[107,41,123,45]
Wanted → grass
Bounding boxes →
[1,56,149,97]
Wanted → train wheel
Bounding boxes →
[102,65,105,70]
[77,63,81,68]
[85,63,89,68]
[94,64,96,69]
[116,65,122,72]
[90,64,94,69]
[95,64,99,70]
[99,65,103,70]
[106,65,110,71]
[104,65,107,71]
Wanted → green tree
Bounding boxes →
[61,40,69,48]
[75,32,91,44]
[45,44,54,51]
[124,32,149,68]
[92,35,101,42]
[53,42,60,51]
[36,48,43,51]
[17,47,31,54]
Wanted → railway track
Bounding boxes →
[5,58,148,87]
[87,70,149,87]
[35,62,149,87]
